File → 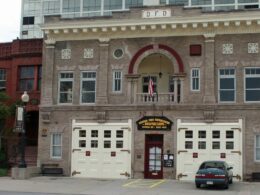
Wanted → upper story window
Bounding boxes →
[255,135,260,162]
[142,76,157,93]
[191,68,200,91]
[83,0,101,11]
[245,68,260,102]
[43,0,60,15]
[125,0,143,8]
[0,69,6,92]
[63,0,80,13]
[58,72,73,104]
[104,0,123,10]
[81,71,96,104]
[218,68,236,103]
[18,66,42,92]
[22,17,34,25]
[112,71,122,93]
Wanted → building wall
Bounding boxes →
[39,6,260,179]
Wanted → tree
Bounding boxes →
[0,92,11,150]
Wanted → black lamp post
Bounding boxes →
[18,91,29,168]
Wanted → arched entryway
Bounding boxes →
[126,44,185,104]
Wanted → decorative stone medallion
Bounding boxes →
[84,48,94,58]
[113,48,124,59]
[222,43,233,54]
[61,49,71,59]
[248,43,259,54]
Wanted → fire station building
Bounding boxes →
[39,5,260,181]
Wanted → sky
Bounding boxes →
[0,0,21,42]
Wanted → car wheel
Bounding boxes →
[196,183,201,188]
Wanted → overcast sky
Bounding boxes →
[0,0,21,42]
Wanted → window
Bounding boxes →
[112,71,122,92]
[191,68,200,91]
[190,45,202,56]
[18,66,42,91]
[226,141,234,149]
[63,0,80,13]
[198,131,206,138]
[116,130,123,138]
[79,140,86,148]
[212,131,220,139]
[91,130,98,137]
[185,141,193,149]
[212,141,220,149]
[91,140,98,148]
[125,0,143,8]
[219,68,236,102]
[43,0,60,14]
[198,141,206,149]
[81,71,96,103]
[116,140,123,148]
[104,130,111,138]
[58,72,73,104]
[79,130,86,137]
[0,69,6,91]
[22,16,34,25]
[104,140,111,148]
[255,135,260,161]
[245,68,260,102]
[51,133,62,158]
[104,0,123,10]
[226,131,234,139]
[185,130,193,138]
[83,0,101,12]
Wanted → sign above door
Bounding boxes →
[136,116,173,131]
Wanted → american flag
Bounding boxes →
[148,77,154,97]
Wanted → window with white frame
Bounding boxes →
[245,68,260,102]
[0,69,6,91]
[81,71,96,103]
[218,68,235,102]
[51,133,62,158]
[58,72,73,104]
[255,135,260,161]
[112,71,122,92]
[191,68,200,91]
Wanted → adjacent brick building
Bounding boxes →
[39,5,260,181]
[0,38,42,166]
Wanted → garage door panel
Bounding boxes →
[71,121,132,179]
[177,120,243,181]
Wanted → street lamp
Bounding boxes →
[18,91,29,168]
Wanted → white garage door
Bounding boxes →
[176,119,242,181]
[71,120,132,179]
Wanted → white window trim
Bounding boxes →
[244,67,260,103]
[80,71,97,104]
[58,71,74,105]
[218,68,236,103]
[255,135,260,162]
[112,70,122,93]
[50,133,62,159]
[190,68,200,92]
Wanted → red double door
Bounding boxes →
[144,134,164,179]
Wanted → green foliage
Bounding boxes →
[0,92,11,120]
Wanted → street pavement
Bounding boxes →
[0,176,259,195]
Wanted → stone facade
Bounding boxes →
[39,6,260,179]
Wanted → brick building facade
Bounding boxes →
[39,6,260,180]
[0,39,42,165]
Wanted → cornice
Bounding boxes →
[42,11,260,41]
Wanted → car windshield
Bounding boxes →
[200,162,225,170]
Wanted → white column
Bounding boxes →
[174,78,178,103]
[180,78,184,103]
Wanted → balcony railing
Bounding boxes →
[136,93,179,104]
